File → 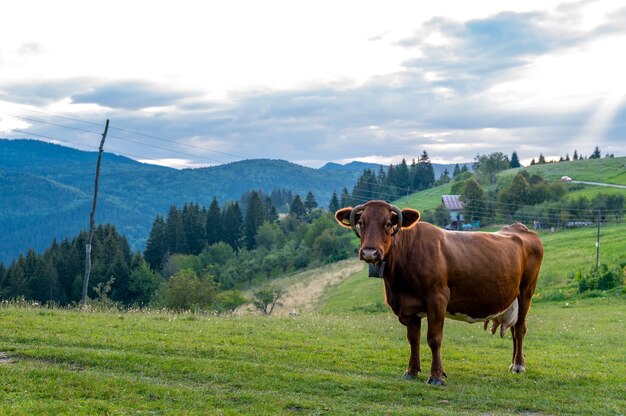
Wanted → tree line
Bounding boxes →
[345,151,469,203]
[0,189,354,311]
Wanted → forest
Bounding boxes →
[1,148,623,311]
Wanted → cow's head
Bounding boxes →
[335,200,420,263]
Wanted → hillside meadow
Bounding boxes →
[0,223,624,415]
[0,295,624,415]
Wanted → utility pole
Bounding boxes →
[595,209,601,267]
[82,119,109,308]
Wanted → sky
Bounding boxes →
[1,0,625,168]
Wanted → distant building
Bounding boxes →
[442,195,464,230]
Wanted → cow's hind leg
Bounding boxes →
[510,288,532,373]
[403,318,422,380]
[425,299,448,385]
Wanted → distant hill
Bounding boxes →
[0,139,365,263]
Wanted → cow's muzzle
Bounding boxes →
[360,248,381,263]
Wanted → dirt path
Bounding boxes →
[237,259,363,316]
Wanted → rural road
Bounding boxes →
[571,180,626,189]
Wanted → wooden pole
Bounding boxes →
[82,119,109,308]
[596,210,601,267]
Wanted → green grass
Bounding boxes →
[535,223,626,294]
[394,183,452,211]
[0,297,624,415]
[500,156,626,185]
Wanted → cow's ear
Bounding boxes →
[401,208,420,229]
[335,207,353,228]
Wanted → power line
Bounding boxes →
[13,108,249,162]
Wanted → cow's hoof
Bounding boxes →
[426,376,446,386]
[402,372,418,381]
[509,364,526,373]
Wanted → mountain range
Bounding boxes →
[0,139,459,264]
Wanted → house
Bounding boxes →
[442,195,464,230]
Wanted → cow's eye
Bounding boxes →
[358,220,364,227]
[385,221,392,229]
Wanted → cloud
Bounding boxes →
[71,80,198,110]
[17,42,44,57]
[0,78,93,105]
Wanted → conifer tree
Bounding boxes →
[165,205,187,254]
[590,146,601,159]
[222,202,243,250]
[205,198,222,246]
[509,151,521,168]
[538,154,546,164]
[144,215,167,271]
[182,202,205,255]
[414,151,435,190]
[453,163,461,177]
[328,191,340,213]
[304,191,318,213]
[289,194,307,220]
[244,191,266,250]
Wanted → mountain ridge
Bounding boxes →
[0,139,363,263]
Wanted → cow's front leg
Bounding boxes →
[426,301,447,386]
[403,318,422,380]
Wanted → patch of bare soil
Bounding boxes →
[271,259,362,316]
[237,259,362,316]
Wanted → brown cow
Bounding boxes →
[335,200,543,385]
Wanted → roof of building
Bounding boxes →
[442,195,464,211]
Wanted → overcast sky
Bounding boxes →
[1,0,625,168]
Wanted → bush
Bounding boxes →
[575,263,625,293]
[155,269,217,311]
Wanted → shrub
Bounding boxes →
[575,263,625,293]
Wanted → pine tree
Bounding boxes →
[182,202,205,255]
[453,163,461,177]
[328,191,340,213]
[165,205,187,254]
[414,151,435,190]
[538,154,546,164]
[396,159,411,192]
[590,146,601,159]
[304,191,318,213]
[352,169,378,202]
[222,202,243,250]
[144,215,167,271]
[289,194,307,220]
[243,191,266,250]
[205,198,222,246]
[573,150,579,160]
[509,151,521,168]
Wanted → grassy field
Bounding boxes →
[0,296,624,415]
[500,156,626,185]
